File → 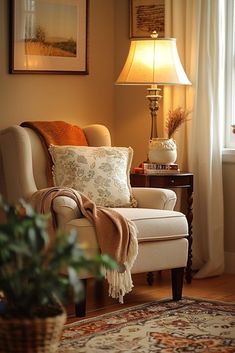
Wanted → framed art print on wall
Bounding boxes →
[130,0,165,39]
[10,0,88,74]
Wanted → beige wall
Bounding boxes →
[0,0,154,168]
[0,0,234,273]
[114,0,155,168]
[0,0,115,135]
[114,0,235,273]
[114,0,164,168]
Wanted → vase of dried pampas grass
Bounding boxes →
[148,107,190,164]
[148,138,177,164]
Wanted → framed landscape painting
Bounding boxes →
[10,0,88,74]
[130,0,165,38]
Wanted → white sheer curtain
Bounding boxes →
[164,0,225,277]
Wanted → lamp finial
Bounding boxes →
[151,31,158,39]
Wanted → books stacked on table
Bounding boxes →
[143,162,180,175]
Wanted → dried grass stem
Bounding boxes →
[166,107,190,139]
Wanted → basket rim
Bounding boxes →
[0,304,66,323]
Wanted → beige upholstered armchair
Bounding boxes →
[0,123,188,316]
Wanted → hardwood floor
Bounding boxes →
[66,271,235,323]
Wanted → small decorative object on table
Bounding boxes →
[143,162,179,175]
[148,107,190,165]
[148,137,177,164]
[133,166,145,174]
[0,196,116,353]
[133,161,179,175]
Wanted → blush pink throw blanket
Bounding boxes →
[30,187,138,303]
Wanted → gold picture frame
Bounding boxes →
[10,0,88,74]
[130,0,165,39]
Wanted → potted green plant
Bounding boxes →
[0,196,116,353]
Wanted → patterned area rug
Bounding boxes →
[59,297,235,352]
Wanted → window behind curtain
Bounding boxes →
[225,0,235,149]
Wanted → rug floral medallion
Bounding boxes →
[59,297,235,352]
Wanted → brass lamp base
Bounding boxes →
[146,85,162,140]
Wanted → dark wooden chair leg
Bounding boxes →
[95,279,104,305]
[171,267,184,301]
[147,271,154,286]
[147,270,164,286]
[75,279,87,317]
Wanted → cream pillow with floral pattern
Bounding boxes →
[49,145,137,208]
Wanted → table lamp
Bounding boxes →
[116,33,191,140]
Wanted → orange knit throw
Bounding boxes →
[21,121,88,186]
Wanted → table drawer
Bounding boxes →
[149,175,191,188]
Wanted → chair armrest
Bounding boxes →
[52,196,83,229]
[132,187,177,210]
[52,188,177,229]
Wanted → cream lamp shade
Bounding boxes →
[116,36,191,140]
[116,38,191,86]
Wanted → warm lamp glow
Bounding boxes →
[116,37,191,139]
[116,38,191,85]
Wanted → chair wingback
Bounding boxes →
[0,123,111,202]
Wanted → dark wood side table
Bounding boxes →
[130,172,194,284]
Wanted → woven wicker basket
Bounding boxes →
[0,310,66,353]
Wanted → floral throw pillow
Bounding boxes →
[49,145,137,208]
